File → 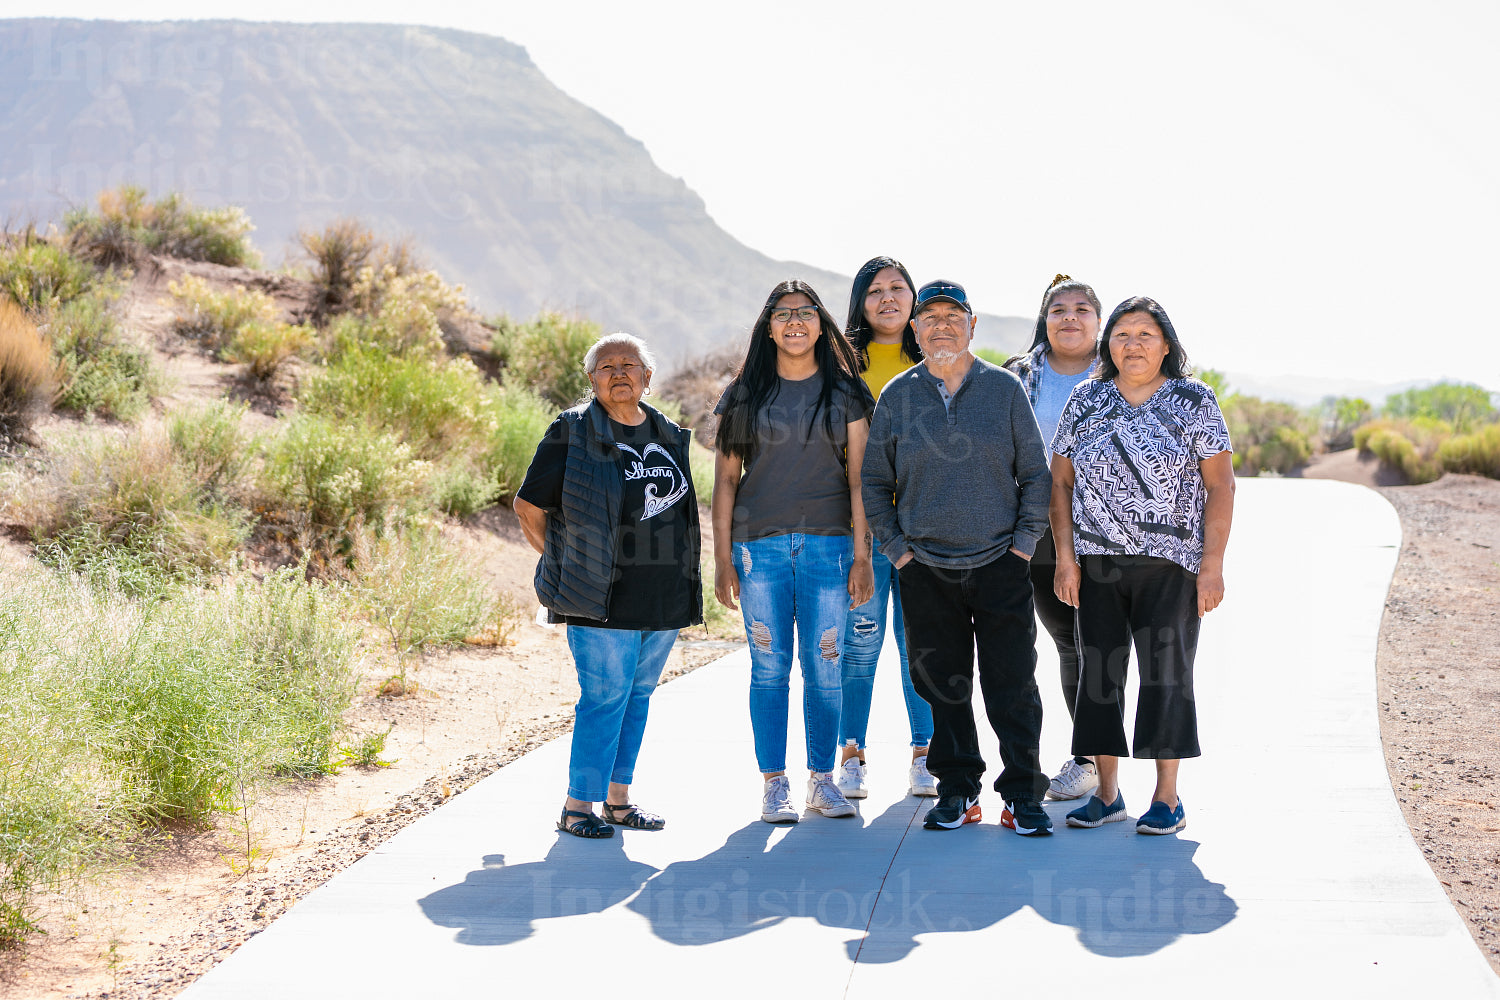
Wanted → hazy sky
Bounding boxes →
[7,1,1499,391]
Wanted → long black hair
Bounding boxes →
[1095,296,1192,381]
[1027,273,1104,352]
[715,279,869,463]
[846,256,922,371]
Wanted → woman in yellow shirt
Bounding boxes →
[836,256,937,799]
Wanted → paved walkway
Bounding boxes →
[182,480,1498,998]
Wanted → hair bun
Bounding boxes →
[1050,273,1072,288]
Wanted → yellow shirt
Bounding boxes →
[863,340,917,397]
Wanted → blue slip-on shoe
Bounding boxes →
[1135,799,1186,835]
[1065,792,1128,828]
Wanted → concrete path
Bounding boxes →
[182,480,1498,998]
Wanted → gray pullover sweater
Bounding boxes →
[862,358,1051,569]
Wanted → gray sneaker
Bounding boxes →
[908,755,939,797]
[836,756,868,798]
[1047,758,1099,800]
[806,772,857,817]
[761,775,799,824]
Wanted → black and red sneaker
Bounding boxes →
[923,794,981,830]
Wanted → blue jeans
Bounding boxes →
[565,626,678,802]
[732,533,850,774]
[841,547,934,749]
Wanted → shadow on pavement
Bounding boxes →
[420,800,1237,960]
[418,835,658,946]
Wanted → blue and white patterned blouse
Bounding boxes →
[1051,377,1232,573]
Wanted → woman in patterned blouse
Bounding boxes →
[1048,296,1235,835]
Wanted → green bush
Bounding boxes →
[33,430,252,598]
[166,400,258,499]
[1364,427,1442,484]
[1319,395,1374,451]
[48,294,160,422]
[168,274,278,354]
[262,415,430,549]
[1222,393,1314,475]
[350,528,504,695]
[224,320,315,380]
[0,241,95,314]
[1383,381,1496,433]
[482,385,558,503]
[494,311,597,409]
[973,348,1010,366]
[299,347,498,459]
[0,563,357,942]
[67,186,257,267]
[1436,424,1500,479]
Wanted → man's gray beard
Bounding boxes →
[927,348,961,363]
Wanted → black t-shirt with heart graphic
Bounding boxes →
[518,416,697,631]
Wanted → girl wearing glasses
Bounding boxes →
[835,257,937,801]
[713,279,876,824]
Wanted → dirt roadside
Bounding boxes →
[2,476,1496,995]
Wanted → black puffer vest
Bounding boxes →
[534,399,703,626]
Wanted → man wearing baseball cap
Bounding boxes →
[861,279,1054,834]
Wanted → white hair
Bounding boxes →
[583,332,657,376]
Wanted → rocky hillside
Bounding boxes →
[0,18,1030,365]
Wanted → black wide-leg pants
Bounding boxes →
[1072,554,1203,760]
[899,552,1047,803]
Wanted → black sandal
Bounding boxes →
[557,808,615,839]
[602,803,666,831]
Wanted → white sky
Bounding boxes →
[7,0,1499,390]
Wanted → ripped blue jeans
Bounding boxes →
[841,547,934,749]
[732,532,851,774]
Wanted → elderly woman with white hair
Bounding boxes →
[514,332,703,839]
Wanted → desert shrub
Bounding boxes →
[262,415,430,552]
[482,385,558,503]
[493,311,597,409]
[1363,427,1441,484]
[1318,395,1374,451]
[1383,381,1496,433]
[168,274,278,353]
[224,320,315,380]
[0,241,95,314]
[299,347,498,459]
[657,346,739,430]
[348,528,507,695]
[167,400,258,499]
[688,439,715,508]
[0,299,55,436]
[0,571,137,945]
[0,562,357,940]
[48,294,159,422]
[66,186,257,267]
[1436,424,1500,479]
[32,430,251,598]
[299,217,376,317]
[1222,393,1315,475]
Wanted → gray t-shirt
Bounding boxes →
[715,374,871,542]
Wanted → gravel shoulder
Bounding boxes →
[1374,474,1500,973]
[2,476,1496,995]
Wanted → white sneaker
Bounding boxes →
[908,755,939,797]
[836,756,868,798]
[761,775,799,824]
[806,772,857,818]
[1047,758,1099,801]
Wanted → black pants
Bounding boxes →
[899,552,1046,802]
[1073,555,1202,760]
[1029,526,1083,723]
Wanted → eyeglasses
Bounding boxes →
[770,306,819,324]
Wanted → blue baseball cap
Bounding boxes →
[914,279,972,315]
